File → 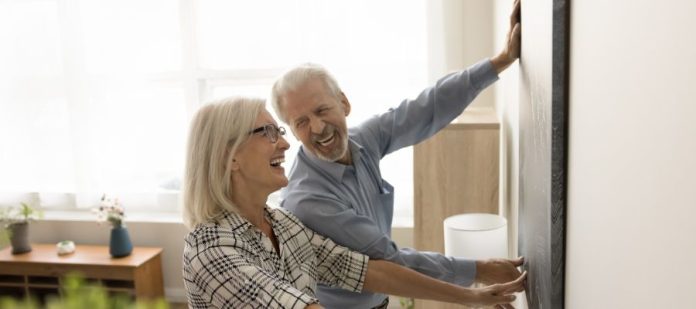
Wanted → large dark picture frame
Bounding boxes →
[518,0,569,308]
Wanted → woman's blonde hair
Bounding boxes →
[183,96,265,229]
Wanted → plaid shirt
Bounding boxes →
[183,206,369,308]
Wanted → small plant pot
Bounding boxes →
[10,222,32,254]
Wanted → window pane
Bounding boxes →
[78,81,187,196]
[0,1,63,77]
[2,0,426,219]
[196,0,304,70]
[0,0,70,195]
[79,0,182,74]
[209,82,272,101]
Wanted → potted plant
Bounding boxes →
[93,194,132,258]
[0,202,43,254]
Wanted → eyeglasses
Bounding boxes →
[248,124,286,143]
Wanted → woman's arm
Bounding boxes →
[363,259,526,307]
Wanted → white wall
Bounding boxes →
[427,0,495,108]
[493,0,520,259]
[495,0,696,308]
[566,0,696,307]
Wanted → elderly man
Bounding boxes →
[270,1,523,308]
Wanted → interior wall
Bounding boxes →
[493,0,520,260]
[496,0,696,307]
[427,0,495,108]
[566,0,696,308]
[492,1,526,307]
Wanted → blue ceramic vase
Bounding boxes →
[109,225,133,258]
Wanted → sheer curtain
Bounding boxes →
[0,0,427,219]
[0,0,186,211]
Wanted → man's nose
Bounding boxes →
[309,117,325,135]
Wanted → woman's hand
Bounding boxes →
[476,257,525,285]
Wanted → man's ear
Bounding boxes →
[339,92,351,116]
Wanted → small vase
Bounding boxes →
[10,222,32,254]
[109,225,133,258]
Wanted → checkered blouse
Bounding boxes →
[183,206,369,308]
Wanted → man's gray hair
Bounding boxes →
[270,63,342,124]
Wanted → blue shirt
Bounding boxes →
[281,59,499,308]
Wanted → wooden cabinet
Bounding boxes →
[0,244,164,302]
[413,107,500,309]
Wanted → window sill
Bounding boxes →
[40,209,183,224]
[40,210,410,227]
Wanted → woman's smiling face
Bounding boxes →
[232,109,290,194]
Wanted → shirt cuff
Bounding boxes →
[469,58,500,93]
[275,288,320,309]
[451,257,477,286]
[338,251,370,293]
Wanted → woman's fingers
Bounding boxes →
[495,271,527,294]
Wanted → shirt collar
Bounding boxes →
[217,206,274,235]
[301,138,364,182]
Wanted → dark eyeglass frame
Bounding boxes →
[248,124,286,143]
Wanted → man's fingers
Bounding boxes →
[512,23,521,41]
[512,256,524,267]
[510,0,521,28]
[510,22,521,57]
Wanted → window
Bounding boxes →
[0,0,426,222]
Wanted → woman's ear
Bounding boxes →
[224,148,240,172]
[229,158,240,171]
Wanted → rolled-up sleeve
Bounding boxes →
[305,223,369,292]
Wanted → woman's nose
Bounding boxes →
[277,135,290,151]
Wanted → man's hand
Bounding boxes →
[470,271,527,309]
[491,0,521,74]
[475,257,525,285]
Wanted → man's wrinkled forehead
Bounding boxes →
[287,79,334,107]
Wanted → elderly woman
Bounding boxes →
[182,97,526,309]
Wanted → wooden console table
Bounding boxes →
[0,244,164,302]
